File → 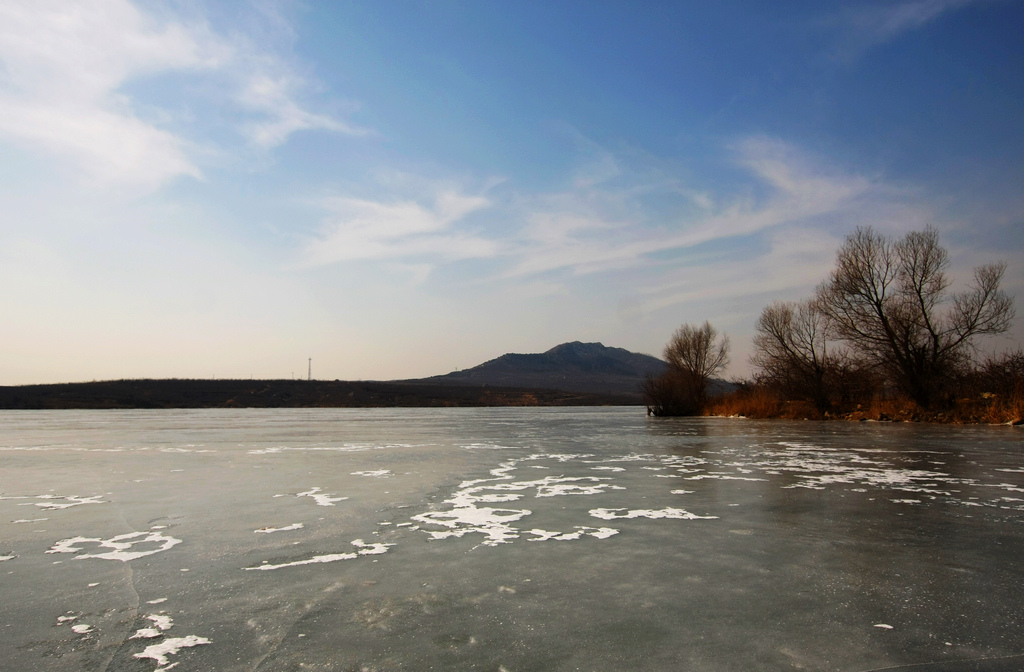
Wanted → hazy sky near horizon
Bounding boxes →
[2,0,1022,385]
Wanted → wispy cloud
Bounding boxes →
[238,73,366,147]
[0,0,212,188]
[0,0,362,190]
[634,226,843,313]
[303,189,496,269]
[828,0,980,60]
[298,135,927,314]
[501,136,881,281]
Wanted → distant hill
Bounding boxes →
[0,342,732,409]
[0,379,637,409]
[412,341,668,398]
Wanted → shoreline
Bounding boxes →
[702,413,1022,427]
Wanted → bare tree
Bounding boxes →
[663,321,730,402]
[641,369,704,417]
[751,299,837,412]
[816,226,1015,408]
[642,322,729,417]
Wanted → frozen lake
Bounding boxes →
[1,407,1023,671]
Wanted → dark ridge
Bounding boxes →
[0,378,639,409]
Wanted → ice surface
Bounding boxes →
[1,408,1023,672]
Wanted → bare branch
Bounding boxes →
[814,227,1015,407]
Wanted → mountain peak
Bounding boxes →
[415,341,666,397]
[544,341,613,355]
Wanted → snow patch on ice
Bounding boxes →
[583,454,651,463]
[244,539,392,571]
[255,523,303,533]
[246,552,359,570]
[295,488,347,506]
[589,507,718,521]
[351,539,391,555]
[411,454,627,546]
[351,470,391,478]
[525,526,619,541]
[131,627,164,639]
[131,613,174,639]
[30,495,106,510]
[47,531,181,562]
[249,443,399,454]
[535,479,626,497]
[133,635,211,667]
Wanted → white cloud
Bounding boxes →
[236,67,368,148]
[0,0,361,190]
[303,189,496,267]
[0,0,213,188]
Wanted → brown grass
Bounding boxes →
[942,393,1024,425]
[704,388,824,419]
[703,387,1024,425]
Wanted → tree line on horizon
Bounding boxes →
[642,226,1022,423]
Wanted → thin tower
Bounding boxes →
[308,358,311,381]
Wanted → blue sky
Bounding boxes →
[1,0,1021,384]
